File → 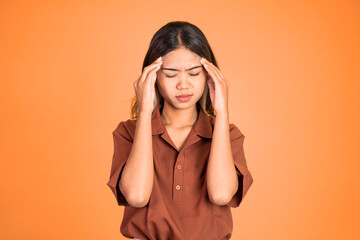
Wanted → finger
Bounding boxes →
[144,61,162,85]
[202,61,222,85]
[142,58,162,76]
[149,56,163,68]
[201,58,224,81]
[140,59,163,83]
[204,58,225,79]
[204,62,223,84]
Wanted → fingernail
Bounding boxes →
[158,56,162,61]
[200,58,205,63]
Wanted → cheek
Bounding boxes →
[155,78,172,93]
[194,79,206,94]
[197,76,207,86]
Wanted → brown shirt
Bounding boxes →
[107,103,254,240]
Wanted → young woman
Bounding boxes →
[107,21,254,240]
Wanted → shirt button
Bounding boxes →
[177,165,181,169]
[175,185,181,190]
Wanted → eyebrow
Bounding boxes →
[161,65,203,72]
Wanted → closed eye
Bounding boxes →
[165,73,200,78]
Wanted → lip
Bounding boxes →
[176,94,192,97]
[176,94,192,102]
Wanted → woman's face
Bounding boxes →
[156,47,207,109]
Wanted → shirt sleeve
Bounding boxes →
[106,121,133,206]
[226,124,254,208]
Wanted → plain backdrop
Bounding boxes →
[0,0,359,239]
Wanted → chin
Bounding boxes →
[173,99,199,108]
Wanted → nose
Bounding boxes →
[176,74,190,89]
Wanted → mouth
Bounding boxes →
[176,94,193,102]
[176,94,193,97]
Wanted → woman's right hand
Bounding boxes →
[133,56,163,115]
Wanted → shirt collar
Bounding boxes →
[151,103,213,139]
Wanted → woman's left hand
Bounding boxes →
[200,57,229,115]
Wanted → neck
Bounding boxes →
[160,102,199,128]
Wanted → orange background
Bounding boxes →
[1,0,359,239]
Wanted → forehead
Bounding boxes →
[162,48,200,69]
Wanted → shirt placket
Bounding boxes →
[160,127,203,204]
[173,150,185,204]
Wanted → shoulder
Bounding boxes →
[229,123,244,140]
[113,119,137,141]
